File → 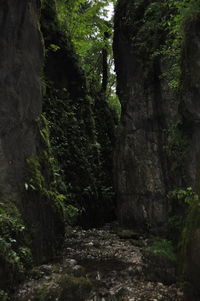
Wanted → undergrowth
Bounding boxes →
[149,237,176,262]
[0,201,32,291]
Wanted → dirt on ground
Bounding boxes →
[14,225,185,301]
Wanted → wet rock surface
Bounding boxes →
[14,226,184,301]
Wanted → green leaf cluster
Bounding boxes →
[43,81,115,224]
[0,201,32,290]
[126,0,200,90]
[164,121,189,177]
[167,187,199,244]
[149,237,177,262]
[56,0,116,93]
[170,187,199,206]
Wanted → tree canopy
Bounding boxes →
[57,0,118,97]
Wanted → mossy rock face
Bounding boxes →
[142,249,176,285]
[28,274,92,301]
[58,275,92,301]
[116,229,141,240]
[41,0,116,228]
[141,237,177,285]
[22,114,65,263]
[181,200,200,297]
[186,229,200,291]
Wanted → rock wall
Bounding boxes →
[0,0,42,199]
[0,0,65,270]
[180,15,200,300]
[113,0,200,231]
[114,0,170,230]
[114,0,200,296]
[181,16,200,187]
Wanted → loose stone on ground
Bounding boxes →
[14,226,184,301]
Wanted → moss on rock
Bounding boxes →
[22,114,65,263]
[179,197,200,295]
[41,0,116,226]
[27,274,92,301]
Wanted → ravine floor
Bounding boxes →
[14,225,185,301]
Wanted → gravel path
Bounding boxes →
[64,227,184,301]
[14,226,185,301]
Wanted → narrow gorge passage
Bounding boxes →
[2,1,200,300]
[14,226,184,301]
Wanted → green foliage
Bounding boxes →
[179,191,200,278]
[168,215,184,237]
[43,85,98,200]
[164,121,189,177]
[49,43,61,52]
[168,186,200,281]
[65,205,79,225]
[167,187,198,243]
[57,0,113,53]
[126,0,200,89]
[149,237,177,262]
[158,0,200,88]
[58,274,92,300]
[43,80,115,224]
[26,147,66,223]
[56,0,116,94]
[26,157,45,192]
[27,114,65,195]
[170,187,199,206]
[33,274,92,301]
[41,1,116,224]
[22,114,67,261]
[0,290,9,301]
[0,201,32,290]
[108,95,121,121]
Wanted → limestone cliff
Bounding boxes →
[179,13,200,300]
[113,0,200,230]
[0,0,65,290]
[113,0,174,230]
[0,0,42,200]
[113,0,200,297]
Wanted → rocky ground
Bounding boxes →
[14,225,185,301]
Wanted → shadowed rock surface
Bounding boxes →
[0,0,65,276]
[113,0,200,233]
[0,0,42,199]
[113,0,174,230]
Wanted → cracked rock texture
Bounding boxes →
[0,0,65,265]
[113,0,200,231]
[0,0,43,199]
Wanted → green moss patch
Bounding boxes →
[148,237,177,262]
[22,114,65,262]
[117,229,140,240]
[31,274,92,301]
